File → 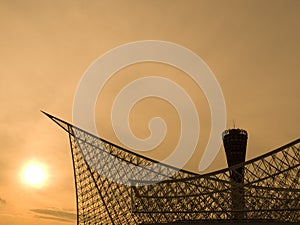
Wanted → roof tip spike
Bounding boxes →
[41,111,71,133]
[40,110,52,118]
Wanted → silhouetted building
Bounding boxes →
[44,112,300,225]
[223,129,248,219]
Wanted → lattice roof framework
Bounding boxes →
[43,112,299,224]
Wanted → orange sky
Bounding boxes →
[0,0,300,224]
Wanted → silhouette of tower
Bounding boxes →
[223,128,248,220]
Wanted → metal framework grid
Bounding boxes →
[44,112,300,224]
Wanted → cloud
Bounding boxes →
[34,215,71,222]
[0,197,6,205]
[30,209,76,222]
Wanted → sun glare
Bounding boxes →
[22,163,47,188]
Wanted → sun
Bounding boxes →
[22,162,47,188]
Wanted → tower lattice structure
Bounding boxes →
[44,112,300,224]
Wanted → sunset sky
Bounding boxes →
[0,0,300,224]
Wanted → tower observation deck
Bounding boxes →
[44,112,300,224]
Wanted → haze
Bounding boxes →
[0,0,299,224]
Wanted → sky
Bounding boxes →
[0,0,300,224]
